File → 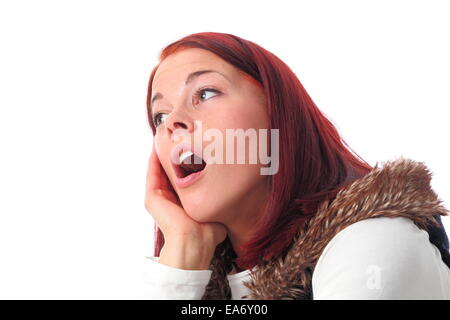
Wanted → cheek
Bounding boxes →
[221,164,264,190]
[153,131,164,154]
[222,100,268,130]
[153,134,173,175]
[154,130,172,157]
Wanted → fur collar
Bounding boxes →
[201,157,449,299]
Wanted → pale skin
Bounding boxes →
[145,48,271,271]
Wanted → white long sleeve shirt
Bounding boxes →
[141,217,450,299]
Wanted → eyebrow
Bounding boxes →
[150,69,228,107]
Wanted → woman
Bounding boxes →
[142,32,450,299]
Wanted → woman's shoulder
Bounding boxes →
[312,216,450,299]
[321,216,429,250]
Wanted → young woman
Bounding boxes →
[142,32,450,299]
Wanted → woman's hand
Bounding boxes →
[145,143,228,270]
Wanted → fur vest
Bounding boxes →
[201,157,450,299]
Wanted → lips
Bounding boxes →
[170,143,208,186]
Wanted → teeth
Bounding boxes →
[179,150,194,164]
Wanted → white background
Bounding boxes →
[0,0,448,299]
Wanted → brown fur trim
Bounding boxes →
[202,157,449,300]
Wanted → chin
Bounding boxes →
[180,194,225,224]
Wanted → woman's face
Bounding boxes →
[150,48,270,225]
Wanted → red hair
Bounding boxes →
[146,32,373,270]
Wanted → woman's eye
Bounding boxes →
[153,113,168,127]
[194,88,220,103]
[152,88,220,127]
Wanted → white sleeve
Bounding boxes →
[312,216,450,300]
[141,256,213,300]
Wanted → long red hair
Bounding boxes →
[146,32,373,270]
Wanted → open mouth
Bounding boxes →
[174,150,207,179]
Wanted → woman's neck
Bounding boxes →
[223,180,270,271]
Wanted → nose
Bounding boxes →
[164,109,195,141]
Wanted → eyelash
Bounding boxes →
[152,87,221,127]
